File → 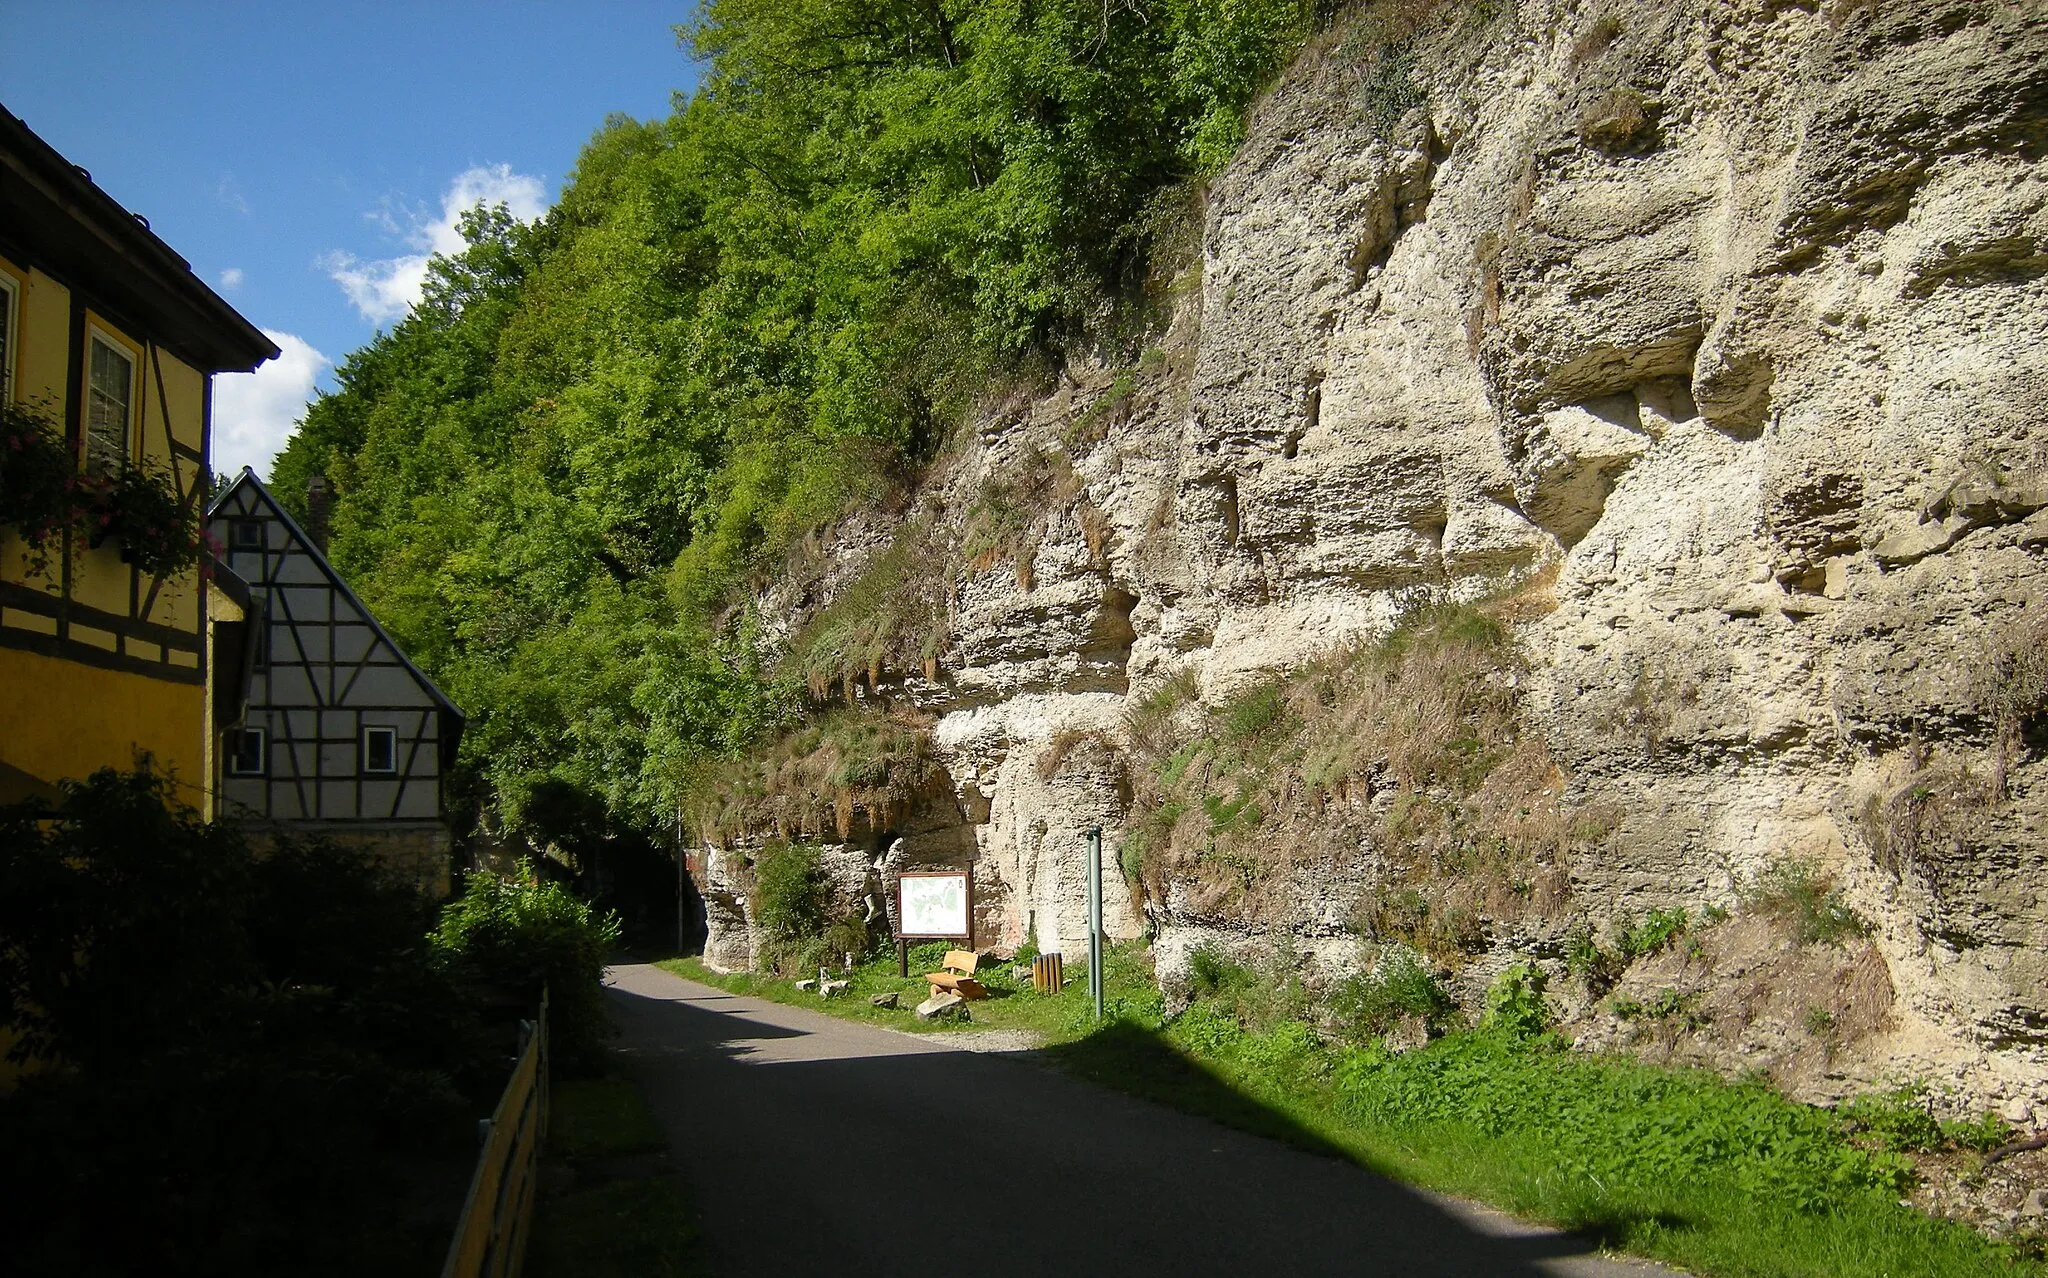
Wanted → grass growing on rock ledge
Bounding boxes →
[665,946,2040,1278]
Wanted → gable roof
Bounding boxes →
[206,469,466,763]
[0,108,278,374]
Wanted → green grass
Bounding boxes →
[527,1062,705,1278]
[526,1179,705,1278]
[666,945,2043,1278]
[660,942,1162,1045]
[549,1076,667,1160]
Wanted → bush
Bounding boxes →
[1621,908,1687,959]
[751,841,830,945]
[1563,921,1625,992]
[1480,962,1550,1039]
[1746,860,1866,945]
[434,867,622,1075]
[1331,949,1455,1041]
[1182,945,1309,1031]
[743,840,871,974]
[0,766,251,1071]
[1840,1085,2013,1156]
[0,767,486,1275]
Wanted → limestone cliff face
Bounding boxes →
[701,0,2048,1108]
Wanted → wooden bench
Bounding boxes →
[923,949,988,1000]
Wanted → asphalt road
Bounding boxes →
[606,962,1682,1278]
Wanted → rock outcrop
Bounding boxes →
[698,0,2048,1113]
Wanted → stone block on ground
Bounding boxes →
[916,990,967,1020]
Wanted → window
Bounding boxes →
[0,271,17,400]
[362,726,398,775]
[232,519,264,550]
[227,727,266,776]
[85,332,134,475]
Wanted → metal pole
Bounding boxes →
[1086,826,1104,1021]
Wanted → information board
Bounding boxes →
[897,870,971,940]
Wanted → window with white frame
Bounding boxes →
[228,727,267,776]
[362,726,398,775]
[85,331,134,475]
[0,272,17,400]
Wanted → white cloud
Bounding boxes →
[211,330,330,479]
[324,164,547,325]
[218,267,244,291]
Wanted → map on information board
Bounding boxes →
[899,871,970,939]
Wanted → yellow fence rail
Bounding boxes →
[442,988,550,1278]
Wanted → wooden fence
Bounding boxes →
[442,989,550,1278]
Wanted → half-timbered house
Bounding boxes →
[0,108,277,812]
[207,470,464,893]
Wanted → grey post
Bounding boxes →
[1086,826,1104,1021]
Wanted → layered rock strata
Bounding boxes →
[699,0,2048,1111]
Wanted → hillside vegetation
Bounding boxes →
[272,0,1327,836]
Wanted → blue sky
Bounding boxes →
[1,1,701,476]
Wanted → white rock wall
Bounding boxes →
[704,0,2048,1107]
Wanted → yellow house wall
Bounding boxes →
[0,255,215,805]
[16,259,70,403]
[0,645,207,804]
[0,258,72,585]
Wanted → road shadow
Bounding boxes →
[603,969,1667,1277]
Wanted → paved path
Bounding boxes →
[606,962,1682,1277]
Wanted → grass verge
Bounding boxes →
[664,946,2043,1278]
[526,1062,707,1278]
[661,942,1161,1044]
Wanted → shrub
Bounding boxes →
[1182,944,1306,1031]
[1481,962,1550,1038]
[434,867,622,1075]
[748,840,832,962]
[1563,921,1625,992]
[0,766,486,1274]
[0,766,251,1070]
[1331,949,1455,1041]
[1186,944,1261,1004]
[1839,1085,2013,1156]
[1745,860,1866,945]
[1620,907,1687,959]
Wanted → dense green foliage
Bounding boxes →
[0,769,631,1274]
[433,866,623,1073]
[272,1,1325,836]
[0,769,487,1275]
[748,840,831,947]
